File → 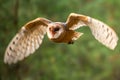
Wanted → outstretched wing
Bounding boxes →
[4,18,51,64]
[66,13,118,50]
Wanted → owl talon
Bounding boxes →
[68,41,74,44]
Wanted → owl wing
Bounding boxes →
[4,18,51,64]
[66,13,118,50]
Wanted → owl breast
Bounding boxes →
[50,31,66,43]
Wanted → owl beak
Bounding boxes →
[49,27,56,36]
[51,31,56,36]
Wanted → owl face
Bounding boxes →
[47,22,65,39]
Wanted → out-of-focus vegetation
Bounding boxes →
[0,0,120,80]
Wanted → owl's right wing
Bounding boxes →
[4,18,51,64]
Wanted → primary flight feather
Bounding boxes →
[4,13,119,64]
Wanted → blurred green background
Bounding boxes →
[0,0,120,80]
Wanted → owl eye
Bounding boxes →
[54,27,60,32]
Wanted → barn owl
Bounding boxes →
[4,13,118,64]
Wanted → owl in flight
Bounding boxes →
[4,13,118,64]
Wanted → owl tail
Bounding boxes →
[61,30,83,44]
[72,31,83,41]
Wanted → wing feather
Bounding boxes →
[4,18,51,64]
[66,13,86,30]
[66,13,118,50]
[87,17,118,50]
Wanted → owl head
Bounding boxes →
[47,22,66,39]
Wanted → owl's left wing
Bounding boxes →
[4,18,51,64]
[66,13,118,50]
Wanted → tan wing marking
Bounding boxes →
[66,13,86,30]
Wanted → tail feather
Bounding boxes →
[72,31,83,41]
